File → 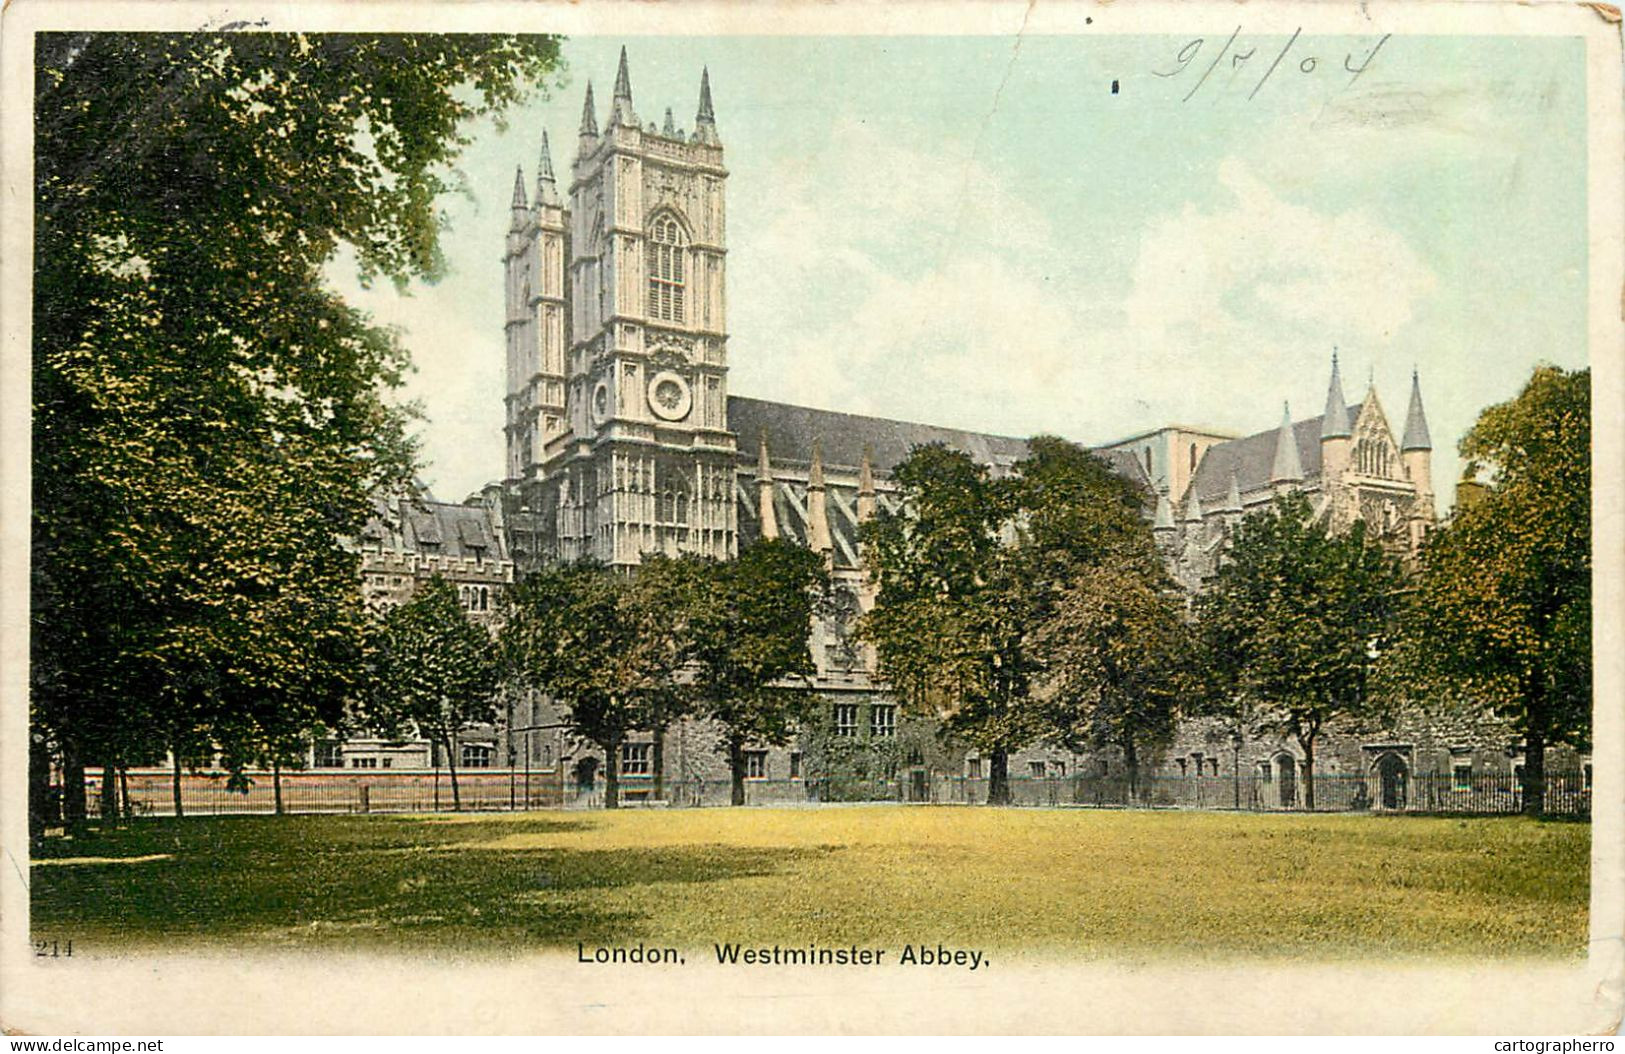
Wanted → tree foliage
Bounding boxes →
[1398,365,1590,814]
[500,561,692,808]
[684,541,829,805]
[1032,558,1189,800]
[860,437,1163,804]
[30,32,562,829]
[1196,492,1405,809]
[369,577,500,810]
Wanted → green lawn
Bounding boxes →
[30,807,1589,961]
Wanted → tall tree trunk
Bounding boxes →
[728,737,746,807]
[62,741,87,827]
[987,747,1010,806]
[29,734,56,839]
[604,733,622,810]
[99,752,118,826]
[445,732,462,812]
[1299,734,1316,812]
[652,724,666,802]
[170,747,184,819]
[1522,677,1547,816]
[1123,737,1140,805]
[272,756,284,816]
[119,767,131,820]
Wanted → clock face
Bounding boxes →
[647,371,692,422]
[591,381,610,425]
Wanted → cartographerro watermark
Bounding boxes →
[1493,1043,1615,1052]
[577,943,989,970]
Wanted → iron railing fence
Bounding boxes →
[78,768,1591,818]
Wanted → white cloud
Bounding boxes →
[1122,159,1435,352]
[735,145,1438,446]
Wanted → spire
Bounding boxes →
[509,165,529,228]
[610,46,637,128]
[808,438,825,489]
[1270,401,1304,484]
[535,132,559,206]
[662,107,676,137]
[579,81,599,138]
[857,444,877,523]
[1222,470,1243,514]
[1401,369,1432,451]
[806,440,831,555]
[1153,492,1175,532]
[1182,487,1204,523]
[756,433,778,541]
[694,66,719,145]
[1321,350,1352,439]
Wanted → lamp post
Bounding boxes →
[1231,729,1244,811]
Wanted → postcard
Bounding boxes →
[1,0,1621,1036]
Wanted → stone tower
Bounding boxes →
[503,133,570,486]
[506,49,736,568]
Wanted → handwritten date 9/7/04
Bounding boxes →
[1155,29,1391,103]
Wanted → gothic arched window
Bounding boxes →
[647,215,687,323]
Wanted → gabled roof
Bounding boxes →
[1187,404,1362,505]
[361,497,508,562]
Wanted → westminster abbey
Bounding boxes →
[343,50,1583,810]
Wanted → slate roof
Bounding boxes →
[1187,404,1361,505]
[360,496,508,561]
[727,395,1030,474]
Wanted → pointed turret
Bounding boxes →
[610,46,638,128]
[1222,471,1243,515]
[807,440,832,557]
[1321,351,1352,439]
[509,165,529,229]
[1153,492,1176,536]
[756,433,779,541]
[1401,369,1432,452]
[1320,351,1352,481]
[1401,369,1435,513]
[694,66,719,145]
[1270,401,1304,486]
[534,131,559,207]
[1182,487,1204,524]
[857,444,877,523]
[579,81,599,140]
[662,107,676,137]
[808,439,826,490]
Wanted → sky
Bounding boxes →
[327,33,1589,512]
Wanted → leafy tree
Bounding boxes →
[371,577,500,810]
[1401,365,1590,815]
[861,437,1161,805]
[501,562,691,809]
[31,32,562,831]
[1009,435,1161,585]
[1033,558,1190,801]
[1196,492,1405,809]
[859,444,1032,804]
[686,541,829,805]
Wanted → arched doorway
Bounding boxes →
[574,756,598,794]
[1376,753,1408,811]
[1275,753,1297,809]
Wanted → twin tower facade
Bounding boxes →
[502,50,736,570]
